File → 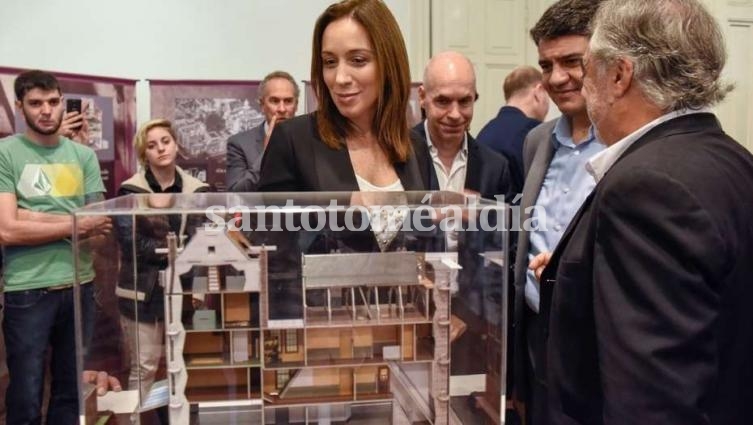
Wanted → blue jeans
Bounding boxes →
[3,284,94,425]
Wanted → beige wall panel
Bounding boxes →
[477,64,518,134]
[432,0,528,135]
[484,0,525,61]
[433,0,475,52]
[719,21,753,151]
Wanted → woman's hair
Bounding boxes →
[311,0,412,163]
[133,118,178,166]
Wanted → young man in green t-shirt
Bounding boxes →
[0,70,112,424]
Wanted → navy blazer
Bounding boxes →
[476,106,541,194]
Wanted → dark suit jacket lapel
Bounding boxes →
[253,123,266,145]
[411,121,438,190]
[401,131,433,191]
[253,124,266,161]
[521,138,555,212]
[515,121,557,295]
[311,132,429,192]
[312,139,360,192]
[396,154,426,190]
[465,138,482,193]
[539,189,596,327]
[516,136,555,279]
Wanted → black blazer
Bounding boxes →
[258,113,428,192]
[412,121,513,201]
[539,114,753,425]
[256,113,431,320]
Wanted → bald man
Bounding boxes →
[413,51,512,201]
[412,51,512,380]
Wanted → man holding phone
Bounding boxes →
[0,70,111,424]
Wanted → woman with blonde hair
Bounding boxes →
[115,119,209,415]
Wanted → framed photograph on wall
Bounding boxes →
[150,80,263,192]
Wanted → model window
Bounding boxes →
[276,370,289,389]
[284,330,298,353]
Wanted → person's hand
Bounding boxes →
[77,215,113,239]
[59,111,87,142]
[82,370,122,396]
[263,115,277,148]
[72,111,90,145]
[529,251,552,282]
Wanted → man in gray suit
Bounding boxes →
[511,1,605,424]
[226,71,299,192]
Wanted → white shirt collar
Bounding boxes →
[586,108,710,182]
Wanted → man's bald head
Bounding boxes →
[419,51,478,148]
[422,51,476,91]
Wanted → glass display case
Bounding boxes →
[72,191,510,424]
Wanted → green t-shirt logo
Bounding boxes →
[33,168,53,194]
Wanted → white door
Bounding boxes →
[431,0,528,135]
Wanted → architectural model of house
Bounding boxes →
[160,226,456,424]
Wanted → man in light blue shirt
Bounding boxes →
[510,1,606,424]
[524,118,603,312]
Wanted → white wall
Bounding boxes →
[0,0,414,124]
[5,0,749,149]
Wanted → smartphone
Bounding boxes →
[66,98,82,114]
[65,98,83,130]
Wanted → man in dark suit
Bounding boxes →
[412,52,512,393]
[511,2,604,424]
[533,0,753,423]
[226,70,299,192]
[412,51,511,201]
[476,66,549,194]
